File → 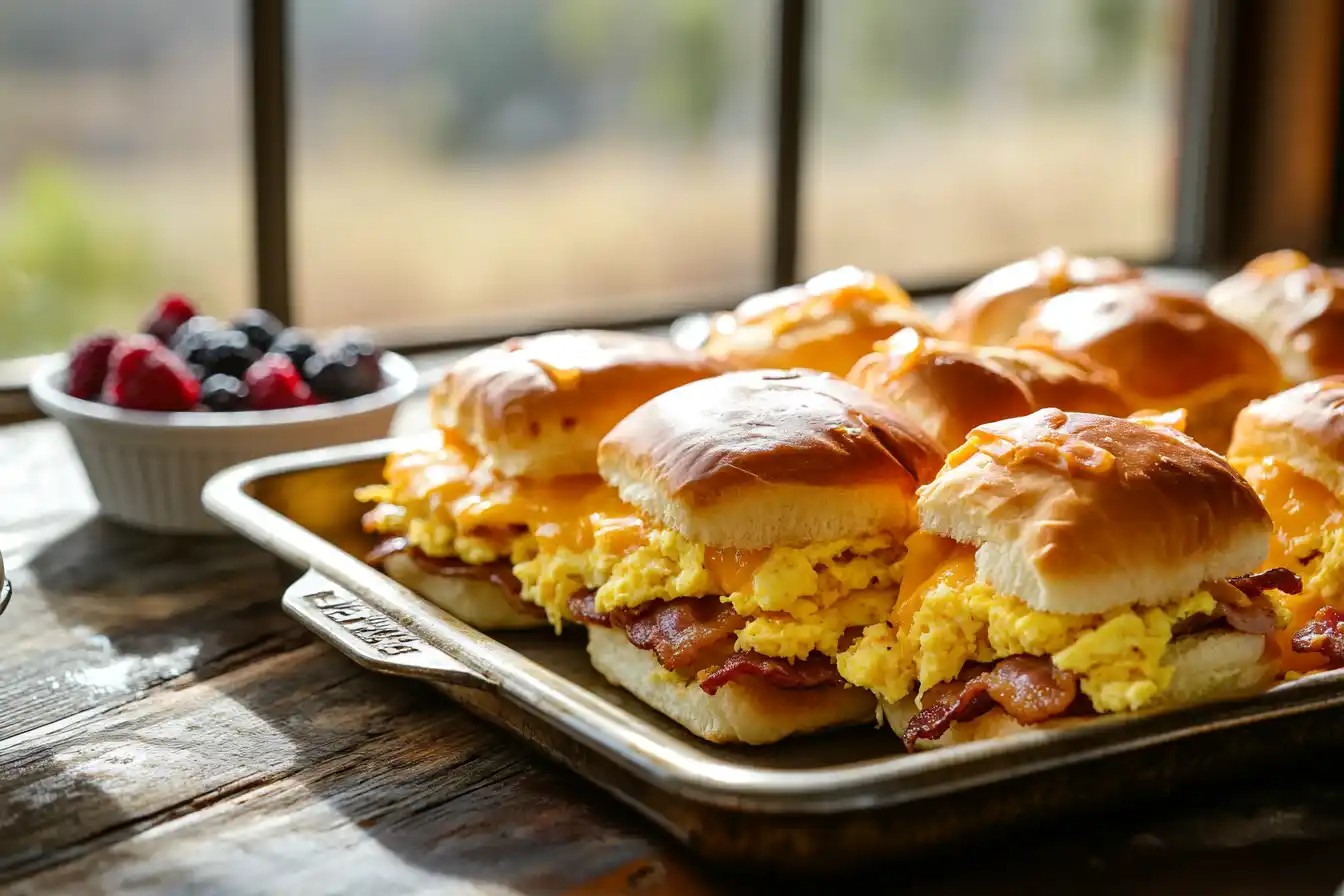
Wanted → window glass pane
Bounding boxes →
[294,0,771,341]
[0,0,248,360]
[803,0,1182,283]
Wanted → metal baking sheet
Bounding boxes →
[203,438,1344,868]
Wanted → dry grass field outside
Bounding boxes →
[5,110,1171,354]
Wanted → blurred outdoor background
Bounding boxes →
[0,0,1182,359]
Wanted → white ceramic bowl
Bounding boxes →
[30,351,418,534]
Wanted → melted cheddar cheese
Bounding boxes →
[1236,458,1344,673]
[356,433,636,628]
[838,535,1219,712]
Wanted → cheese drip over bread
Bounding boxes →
[355,432,637,628]
[1234,458,1344,673]
[838,533,1223,713]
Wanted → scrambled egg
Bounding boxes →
[591,530,902,661]
[359,442,905,655]
[838,544,1219,713]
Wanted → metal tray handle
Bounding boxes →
[282,568,493,690]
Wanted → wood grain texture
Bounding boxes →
[3,418,1344,894]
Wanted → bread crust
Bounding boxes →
[1015,281,1283,450]
[1228,376,1344,498]
[598,369,945,548]
[1206,251,1344,384]
[919,409,1271,613]
[702,266,936,376]
[847,331,1128,453]
[942,248,1137,345]
[381,552,547,630]
[429,330,725,478]
[586,627,875,744]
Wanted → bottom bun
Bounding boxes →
[884,629,1273,750]
[381,552,547,630]
[586,627,875,745]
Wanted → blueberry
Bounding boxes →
[269,328,319,373]
[199,373,249,412]
[328,327,381,361]
[182,329,260,379]
[170,315,222,354]
[232,309,285,353]
[304,347,384,401]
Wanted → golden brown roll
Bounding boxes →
[838,409,1285,750]
[356,330,726,631]
[1206,250,1344,384]
[1015,281,1284,451]
[942,247,1138,345]
[578,369,944,744]
[700,266,938,376]
[846,329,1130,451]
[431,329,727,478]
[1227,377,1344,673]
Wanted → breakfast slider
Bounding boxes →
[356,330,724,630]
[941,247,1137,345]
[1014,281,1283,451]
[838,409,1300,750]
[1227,377,1344,673]
[575,369,944,744]
[699,266,937,376]
[1206,250,1344,384]
[847,328,1129,452]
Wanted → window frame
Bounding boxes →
[2,0,1341,416]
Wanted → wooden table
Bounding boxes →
[3,411,1344,895]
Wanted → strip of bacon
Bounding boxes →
[1291,606,1344,666]
[1214,568,1302,635]
[567,592,610,626]
[900,665,995,751]
[614,597,746,671]
[698,650,844,695]
[1228,567,1303,598]
[901,656,1078,751]
[364,538,543,618]
[364,536,409,567]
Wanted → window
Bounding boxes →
[0,0,1340,378]
[292,0,772,341]
[0,0,248,361]
[803,0,1183,281]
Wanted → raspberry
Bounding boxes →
[142,294,199,344]
[102,335,201,411]
[65,332,119,400]
[244,355,315,411]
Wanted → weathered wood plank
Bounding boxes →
[0,637,702,893]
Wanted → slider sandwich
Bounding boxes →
[699,266,937,376]
[1014,281,1283,451]
[1206,250,1344,384]
[1227,378,1344,672]
[847,328,1129,453]
[356,330,724,630]
[576,369,944,744]
[837,409,1300,750]
[941,247,1137,345]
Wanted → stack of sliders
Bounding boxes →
[847,326,1129,453]
[1206,250,1344,384]
[836,408,1301,750]
[573,369,944,744]
[1014,280,1284,451]
[941,247,1138,345]
[356,330,725,630]
[1227,377,1344,673]
[697,266,937,376]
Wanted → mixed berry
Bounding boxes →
[64,295,385,413]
